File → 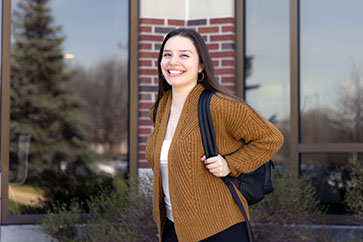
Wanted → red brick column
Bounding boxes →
[138,17,235,170]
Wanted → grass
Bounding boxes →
[8,199,21,213]
[8,184,45,214]
[9,183,45,195]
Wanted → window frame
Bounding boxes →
[1,0,12,225]
[0,0,139,224]
[235,0,362,225]
[1,0,361,226]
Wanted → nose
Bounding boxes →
[169,55,179,66]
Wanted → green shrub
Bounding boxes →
[250,168,328,242]
[40,199,83,241]
[45,169,360,241]
[344,161,363,223]
[40,175,157,242]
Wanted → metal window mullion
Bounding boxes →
[299,143,363,153]
[1,0,12,225]
[290,0,300,177]
[235,0,245,99]
[129,0,139,178]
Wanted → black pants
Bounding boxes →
[162,218,249,242]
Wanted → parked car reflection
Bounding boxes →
[95,159,128,177]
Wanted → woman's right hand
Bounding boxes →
[201,154,231,177]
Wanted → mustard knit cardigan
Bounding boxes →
[146,84,284,242]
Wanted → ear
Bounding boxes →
[198,64,204,73]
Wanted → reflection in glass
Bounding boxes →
[245,0,290,164]
[9,0,129,214]
[301,153,362,214]
[300,0,363,143]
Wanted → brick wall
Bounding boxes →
[138,17,235,169]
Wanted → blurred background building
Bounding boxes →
[0,0,362,241]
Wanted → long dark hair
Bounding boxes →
[156,28,233,102]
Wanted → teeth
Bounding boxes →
[169,70,183,74]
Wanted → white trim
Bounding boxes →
[186,0,189,20]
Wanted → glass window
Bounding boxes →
[300,0,363,143]
[301,153,362,214]
[9,0,129,215]
[245,0,290,164]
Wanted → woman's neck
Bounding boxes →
[171,83,197,110]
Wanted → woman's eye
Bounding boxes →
[163,53,171,57]
[181,54,189,58]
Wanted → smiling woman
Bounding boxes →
[146,28,284,242]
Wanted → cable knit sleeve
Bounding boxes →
[211,94,284,177]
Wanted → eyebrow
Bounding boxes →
[163,49,193,53]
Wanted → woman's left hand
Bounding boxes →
[201,154,231,177]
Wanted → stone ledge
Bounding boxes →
[1,225,55,242]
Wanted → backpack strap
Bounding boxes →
[198,89,255,242]
[198,90,217,158]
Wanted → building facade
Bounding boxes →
[0,0,362,240]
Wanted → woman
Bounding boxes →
[146,28,284,242]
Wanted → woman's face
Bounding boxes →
[160,36,203,90]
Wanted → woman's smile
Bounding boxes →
[167,69,185,77]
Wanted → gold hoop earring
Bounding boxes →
[197,72,204,82]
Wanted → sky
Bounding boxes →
[11,0,129,69]
[8,0,363,121]
[245,0,363,120]
[245,0,290,120]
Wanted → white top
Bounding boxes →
[160,139,174,222]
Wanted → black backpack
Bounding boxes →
[153,89,275,242]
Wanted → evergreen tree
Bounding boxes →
[10,0,111,212]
